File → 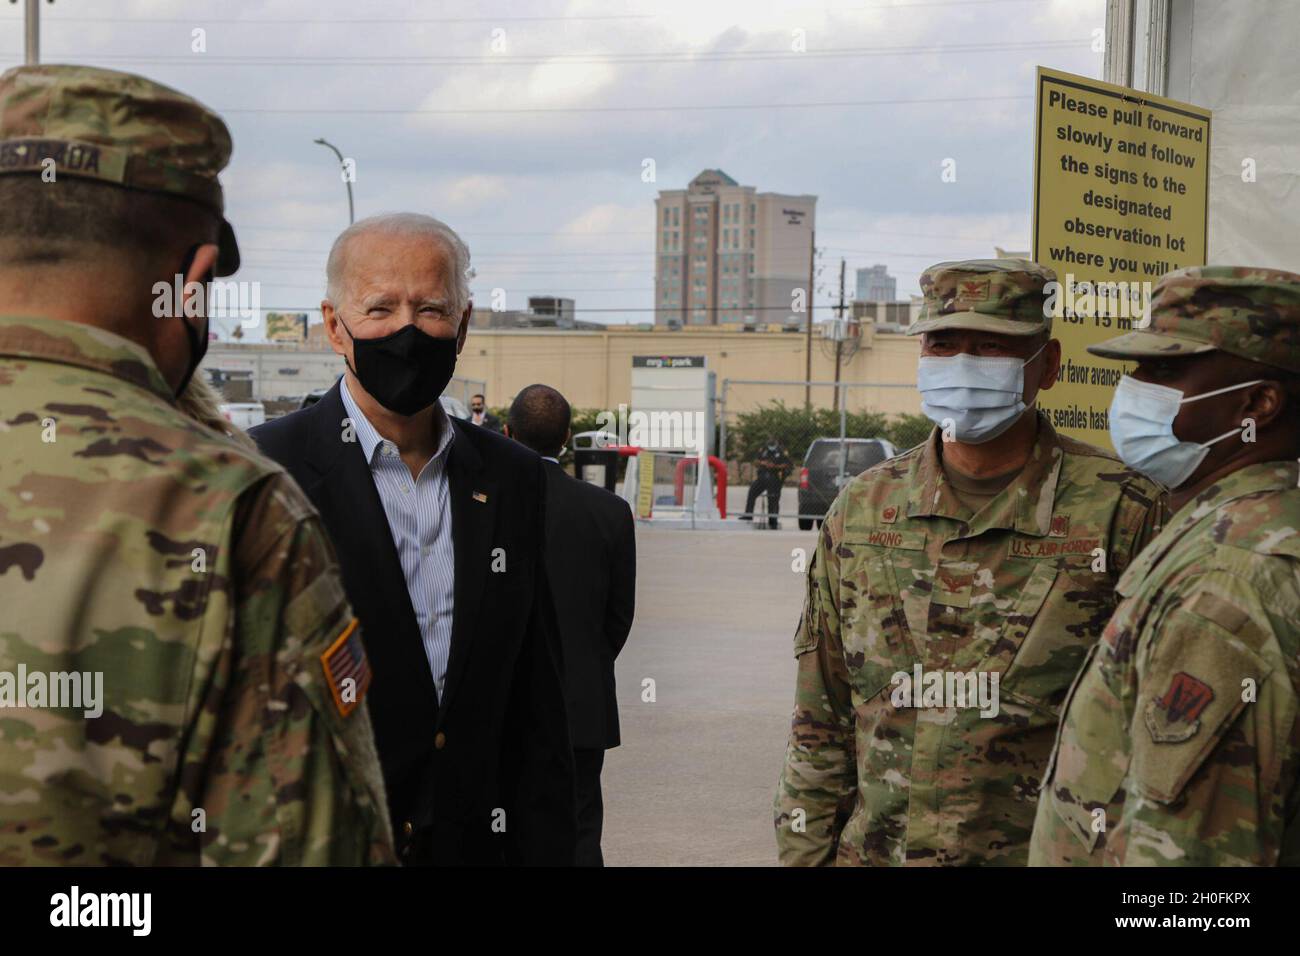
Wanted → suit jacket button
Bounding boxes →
[402,821,413,836]
[434,731,446,750]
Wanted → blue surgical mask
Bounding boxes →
[1108,375,1262,489]
[917,344,1045,444]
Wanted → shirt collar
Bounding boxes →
[0,314,174,402]
[340,376,456,467]
[906,410,1065,536]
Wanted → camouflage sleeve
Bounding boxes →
[1107,479,1168,578]
[774,498,857,866]
[1117,571,1299,866]
[193,474,397,866]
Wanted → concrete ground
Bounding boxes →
[600,525,817,866]
[722,484,800,520]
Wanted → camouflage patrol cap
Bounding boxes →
[908,259,1056,337]
[1088,266,1300,374]
[0,64,239,275]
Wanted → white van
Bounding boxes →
[219,402,266,431]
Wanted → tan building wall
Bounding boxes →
[456,324,922,416]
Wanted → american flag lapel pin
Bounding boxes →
[472,491,488,503]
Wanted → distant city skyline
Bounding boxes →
[855,264,898,303]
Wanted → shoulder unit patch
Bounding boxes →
[1144,671,1214,743]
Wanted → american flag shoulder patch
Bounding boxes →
[320,619,371,718]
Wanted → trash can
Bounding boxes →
[572,430,620,492]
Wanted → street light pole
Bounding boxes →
[24,0,38,64]
[10,0,43,65]
[313,137,354,225]
[804,229,815,409]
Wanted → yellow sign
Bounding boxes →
[636,450,655,518]
[1033,66,1210,448]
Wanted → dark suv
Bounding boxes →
[797,437,898,530]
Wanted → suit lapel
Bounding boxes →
[440,419,496,717]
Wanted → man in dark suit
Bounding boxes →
[252,214,575,866]
[469,393,502,432]
[504,384,636,866]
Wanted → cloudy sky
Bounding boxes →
[0,0,1106,337]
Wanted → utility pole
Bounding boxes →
[313,137,355,225]
[804,229,815,409]
[832,257,846,412]
[11,0,43,65]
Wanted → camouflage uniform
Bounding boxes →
[774,260,1167,866]
[1030,266,1300,866]
[0,65,394,865]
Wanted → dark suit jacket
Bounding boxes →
[251,383,576,865]
[542,460,636,751]
[472,411,502,433]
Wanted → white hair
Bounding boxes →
[324,212,471,313]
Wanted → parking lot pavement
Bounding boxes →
[600,524,817,866]
[723,485,800,520]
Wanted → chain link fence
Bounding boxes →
[718,379,932,527]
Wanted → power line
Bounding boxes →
[0,0,1062,27]
[215,94,1032,116]
[237,226,1014,248]
[243,240,1000,258]
[243,250,836,264]
[254,267,654,276]
[31,39,1087,67]
[235,225,1016,242]
[252,303,849,314]
[242,247,961,273]
[234,225,656,235]
[242,247,653,258]
[257,283,661,292]
[2,13,658,25]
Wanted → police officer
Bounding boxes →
[0,65,394,865]
[1030,266,1300,866]
[774,259,1166,866]
[743,436,791,529]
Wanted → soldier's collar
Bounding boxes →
[0,315,174,402]
[1117,459,1300,596]
[904,427,967,522]
[906,411,1064,536]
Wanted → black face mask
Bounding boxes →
[173,245,212,398]
[338,317,459,416]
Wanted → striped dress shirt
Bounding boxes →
[341,379,456,701]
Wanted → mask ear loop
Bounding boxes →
[1199,426,1248,449]
[334,313,362,379]
[1021,341,1048,367]
[1177,379,1264,404]
[1017,342,1050,416]
[1177,379,1265,448]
